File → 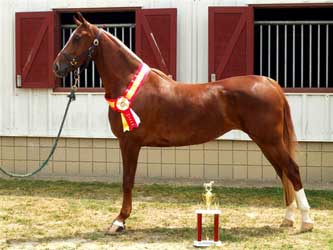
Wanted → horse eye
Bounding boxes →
[73,35,80,41]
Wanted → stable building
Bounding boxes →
[1,0,333,185]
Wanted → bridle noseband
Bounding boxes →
[61,28,103,75]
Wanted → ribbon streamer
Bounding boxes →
[120,108,141,132]
[105,63,150,132]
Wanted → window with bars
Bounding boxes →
[254,8,333,89]
[15,9,177,89]
[60,12,136,89]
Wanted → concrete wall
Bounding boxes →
[1,136,333,184]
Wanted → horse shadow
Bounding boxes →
[5,225,285,245]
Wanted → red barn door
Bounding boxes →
[208,7,253,82]
[136,8,177,80]
[16,12,55,88]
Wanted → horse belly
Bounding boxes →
[144,104,231,147]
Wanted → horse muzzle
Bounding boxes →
[53,61,70,78]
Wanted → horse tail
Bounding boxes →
[268,77,297,206]
[267,77,297,158]
[282,96,297,160]
[282,96,298,205]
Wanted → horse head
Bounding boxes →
[53,12,100,78]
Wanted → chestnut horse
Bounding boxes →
[53,13,313,234]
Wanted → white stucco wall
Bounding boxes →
[1,0,333,141]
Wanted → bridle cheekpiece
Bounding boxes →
[61,28,103,74]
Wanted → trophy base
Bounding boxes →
[193,240,222,248]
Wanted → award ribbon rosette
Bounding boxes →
[105,63,150,132]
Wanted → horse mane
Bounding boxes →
[101,29,143,63]
[151,68,174,82]
[100,29,173,83]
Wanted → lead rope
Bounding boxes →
[0,71,79,178]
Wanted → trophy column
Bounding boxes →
[214,214,219,242]
[194,209,222,247]
[197,213,202,241]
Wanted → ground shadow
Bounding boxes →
[5,225,285,245]
[0,179,286,208]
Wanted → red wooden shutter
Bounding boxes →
[136,8,177,79]
[16,12,55,88]
[208,7,253,81]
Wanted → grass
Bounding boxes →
[0,179,332,250]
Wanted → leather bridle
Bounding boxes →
[61,28,103,75]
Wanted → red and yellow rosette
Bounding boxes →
[105,63,150,132]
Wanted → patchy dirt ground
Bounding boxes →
[0,179,333,250]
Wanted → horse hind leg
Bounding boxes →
[255,140,313,232]
[280,173,297,227]
[278,148,314,232]
[257,142,296,227]
[249,139,293,226]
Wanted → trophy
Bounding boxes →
[194,181,222,247]
[203,181,215,209]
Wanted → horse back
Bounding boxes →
[115,73,285,146]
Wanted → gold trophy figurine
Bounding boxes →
[203,181,215,210]
[194,181,222,247]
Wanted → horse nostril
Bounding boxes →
[53,62,59,73]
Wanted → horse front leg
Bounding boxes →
[106,139,141,235]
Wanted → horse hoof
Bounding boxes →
[280,218,294,228]
[300,222,314,233]
[105,221,126,235]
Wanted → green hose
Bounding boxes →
[0,89,76,178]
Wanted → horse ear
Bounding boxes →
[76,12,88,25]
[73,16,82,26]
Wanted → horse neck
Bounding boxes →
[94,30,140,98]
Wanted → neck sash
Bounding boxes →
[105,63,150,132]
